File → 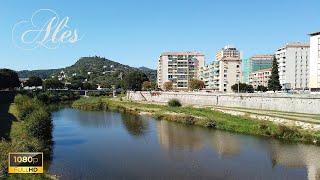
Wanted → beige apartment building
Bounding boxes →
[249,68,271,89]
[216,46,242,92]
[157,52,205,90]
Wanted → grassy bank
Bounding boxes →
[0,94,53,179]
[72,97,320,145]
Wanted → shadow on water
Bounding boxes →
[0,91,17,140]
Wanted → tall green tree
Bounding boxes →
[123,71,149,90]
[25,76,43,87]
[0,69,20,90]
[268,56,282,92]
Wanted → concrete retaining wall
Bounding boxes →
[127,91,320,114]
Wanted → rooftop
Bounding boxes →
[250,54,274,59]
[277,42,309,51]
[309,32,320,36]
[161,51,204,56]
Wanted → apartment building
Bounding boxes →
[275,42,309,90]
[216,45,242,92]
[309,32,320,91]
[199,61,220,90]
[157,52,205,90]
[249,68,271,89]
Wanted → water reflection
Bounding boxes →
[209,131,242,157]
[121,113,149,137]
[49,108,320,180]
[270,142,320,180]
[60,108,122,128]
[157,120,203,151]
[156,119,320,180]
[156,120,241,156]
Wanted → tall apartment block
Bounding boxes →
[157,52,205,90]
[275,43,309,90]
[309,32,320,91]
[216,45,242,92]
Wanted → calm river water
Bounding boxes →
[47,108,320,180]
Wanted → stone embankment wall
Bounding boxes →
[127,91,320,114]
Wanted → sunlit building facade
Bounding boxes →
[157,52,205,90]
[309,32,320,92]
[275,42,309,90]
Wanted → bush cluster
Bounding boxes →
[72,97,108,111]
[168,99,182,107]
[14,95,52,142]
[19,90,80,104]
[87,91,110,97]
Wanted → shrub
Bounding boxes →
[276,125,301,139]
[204,121,216,128]
[168,99,181,107]
[25,108,52,140]
[14,95,40,120]
[72,97,108,111]
[87,91,108,97]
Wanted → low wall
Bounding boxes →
[127,91,320,114]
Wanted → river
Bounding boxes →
[47,108,320,180]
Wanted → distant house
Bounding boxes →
[19,78,29,88]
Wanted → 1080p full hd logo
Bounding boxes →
[8,152,43,174]
[12,9,82,50]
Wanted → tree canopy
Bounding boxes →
[0,69,20,90]
[43,78,64,89]
[256,85,268,92]
[25,76,43,87]
[231,83,254,93]
[189,79,205,91]
[142,81,152,91]
[163,81,173,91]
[123,71,149,90]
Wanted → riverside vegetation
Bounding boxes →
[0,93,63,179]
[72,96,320,145]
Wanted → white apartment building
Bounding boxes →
[275,42,309,90]
[199,61,220,90]
[309,32,320,91]
[249,68,271,89]
[216,45,242,92]
[157,52,205,90]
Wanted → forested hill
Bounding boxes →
[17,56,157,84]
[18,69,62,79]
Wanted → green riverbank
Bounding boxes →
[72,97,320,145]
[0,94,55,180]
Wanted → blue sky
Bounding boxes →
[1,0,319,70]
